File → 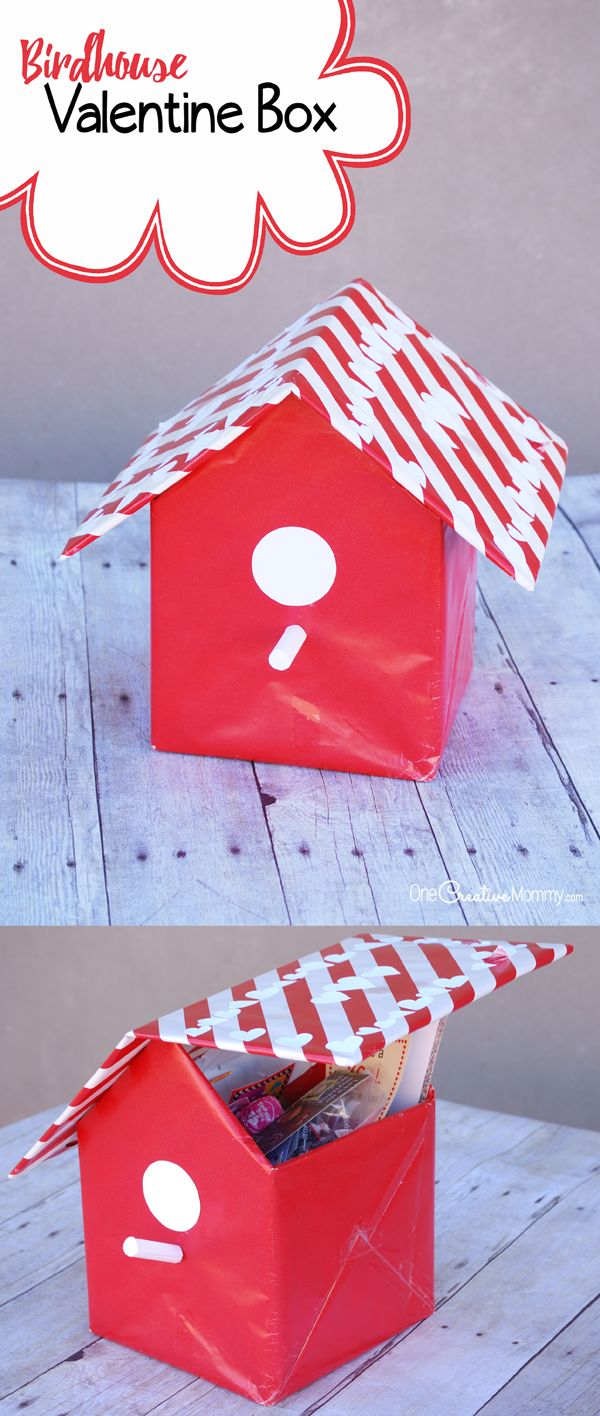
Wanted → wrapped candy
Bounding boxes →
[234,1093,284,1136]
[257,1070,386,1166]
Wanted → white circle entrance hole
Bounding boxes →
[142,1160,201,1232]
[251,527,337,606]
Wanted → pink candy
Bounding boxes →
[238,1095,283,1136]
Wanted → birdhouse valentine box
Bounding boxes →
[11,935,572,1407]
[60,280,568,780]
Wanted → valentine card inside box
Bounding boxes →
[11,936,572,1406]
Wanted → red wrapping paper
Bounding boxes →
[10,938,572,1406]
[78,1042,435,1405]
[59,278,567,781]
[150,398,477,778]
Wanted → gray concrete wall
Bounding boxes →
[1,927,597,1132]
[1,0,597,485]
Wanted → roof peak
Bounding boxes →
[62,278,567,586]
[10,937,572,1178]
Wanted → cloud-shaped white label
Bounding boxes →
[0,0,409,291]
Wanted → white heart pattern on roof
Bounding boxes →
[60,280,567,589]
[10,936,572,1178]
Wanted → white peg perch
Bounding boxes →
[123,1236,183,1263]
[268,625,307,671]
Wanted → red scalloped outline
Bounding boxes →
[0,0,410,294]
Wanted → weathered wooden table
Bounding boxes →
[1,1099,599,1414]
[1,474,598,926]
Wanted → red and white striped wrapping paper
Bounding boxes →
[61,280,567,589]
[10,936,571,1178]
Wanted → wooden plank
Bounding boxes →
[0,1160,78,1229]
[305,1170,600,1416]
[0,1110,78,1225]
[158,1126,600,1415]
[0,1260,91,1397]
[0,480,108,925]
[0,1107,57,1178]
[560,473,600,566]
[432,1118,600,1310]
[418,579,600,925]
[0,1101,534,1407]
[434,1101,547,1189]
[277,1117,600,1415]
[75,486,289,925]
[257,476,599,927]
[478,1294,600,1414]
[253,566,588,926]
[2,475,599,925]
[6,1102,593,1414]
[253,763,468,926]
[1,1180,83,1305]
[479,487,600,839]
[0,1342,204,1416]
[0,1124,197,1409]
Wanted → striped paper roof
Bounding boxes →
[10,936,571,1177]
[60,280,567,589]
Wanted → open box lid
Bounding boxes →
[60,279,567,589]
[10,936,572,1177]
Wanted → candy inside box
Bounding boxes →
[10,935,572,1405]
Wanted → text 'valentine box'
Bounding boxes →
[0,2,409,291]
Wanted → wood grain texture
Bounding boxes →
[1,1101,598,1414]
[0,480,108,925]
[478,474,600,853]
[1,475,598,925]
[479,1296,600,1414]
[74,488,288,927]
[561,474,600,568]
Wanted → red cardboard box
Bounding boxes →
[59,281,568,781]
[78,1045,436,1404]
[10,935,572,1405]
